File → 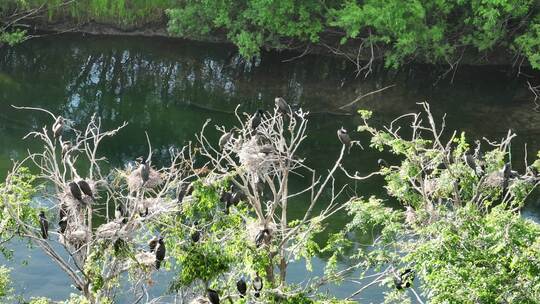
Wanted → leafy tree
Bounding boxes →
[327,104,540,302]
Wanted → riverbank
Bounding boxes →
[23,18,523,68]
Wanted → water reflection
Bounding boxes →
[0,34,539,301]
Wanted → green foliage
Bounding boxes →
[28,297,52,304]
[162,181,269,293]
[0,266,13,300]
[0,29,27,46]
[1,0,175,26]
[515,14,540,69]
[165,0,540,68]
[409,204,540,303]
[167,0,325,58]
[0,167,37,258]
[2,0,540,67]
[343,108,540,303]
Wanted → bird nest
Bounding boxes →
[135,197,175,216]
[67,228,90,245]
[484,171,505,188]
[95,219,140,241]
[127,167,163,192]
[246,220,276,245]
[190,297,210,304]
[238,137,276,182]
[134,251,156,267]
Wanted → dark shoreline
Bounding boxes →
[26,19,524,68]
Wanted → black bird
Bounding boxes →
[207,289,220,304]
[61,141,71,156]
[230,184,246,205]
[255,229,270,248]
[68,182,83,203]
[377,158,389,169]
[220,189,233,214]
[38,211,49,239]
[259,144,274,155]
[52,116,64,138]
[77,180,94,200]
[337,127,351,152]
[251,109,264,130]
[236,277,247,298]
[275,97,291,115]
[115,204,124,220]
[253,273,263,298]
[139,156,150,184]
[177,183,189,203]
[463,152,480,175]
[155,236,166,269]
[58,216,67,234]
[394,268,415,290]
[219,132,233,150]
[191,229,201,243]
[148,236,158,253]
[502,162,512,194]
[59,204,67,219]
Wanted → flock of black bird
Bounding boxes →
[34,100,396,301]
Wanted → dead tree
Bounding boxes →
[2,106,196,303]
[196,102,351,287]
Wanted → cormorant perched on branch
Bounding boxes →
[191,229,201,243]
[68,182,83,203]
[219,132,233,150]
[61,141,71,156]
[251,109,264,130]
[394,268,415,290]
[502,162,512,194]
[253,273,263,298]
[155,236,166,269]
[220,189,233,214]
[52,116,64,138]
[115,204,124,220]
[38,211,48,239]
[207,289,220,304]
[255,228,271,248]
[59,204,67,219]
[148,236,158,253]
[337,127,351,152]
[377,158,389,169]
[78,180,94,200]
[58,216,67,234]
[177,182,189,203]
[236,277,247,298]
[138,156,150,184]
[275,97,291,115]
[463,152,482,176]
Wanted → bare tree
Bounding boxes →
[195,102,353,290]
[1,101,359,303]
[1,106,198,303]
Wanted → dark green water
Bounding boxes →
[0,34,539,302]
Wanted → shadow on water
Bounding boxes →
[0,34,539,301]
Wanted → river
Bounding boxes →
[0,34,539,302]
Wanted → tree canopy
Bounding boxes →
[1,0,540,71]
